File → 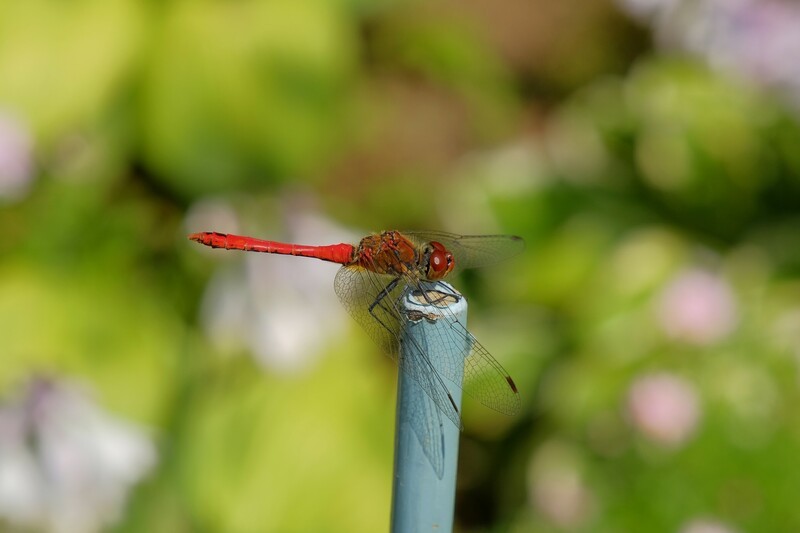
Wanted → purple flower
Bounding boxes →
[617,0,800,107]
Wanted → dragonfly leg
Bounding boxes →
[417,284,461,307]
[365,275,464,429]
[367,277,402,338]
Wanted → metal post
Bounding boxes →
[391,281,467,533]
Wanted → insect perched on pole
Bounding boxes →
[189,229,523,483]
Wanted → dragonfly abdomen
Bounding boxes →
[188,232,355,264]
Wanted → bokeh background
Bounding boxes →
[2,0,800,531]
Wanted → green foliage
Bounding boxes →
[2,1,800,532]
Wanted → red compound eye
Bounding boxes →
[430,249,448,273]
[427,241,454,279]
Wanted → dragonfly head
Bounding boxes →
[422,241,455,280]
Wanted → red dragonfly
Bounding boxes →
[188,230,522,433]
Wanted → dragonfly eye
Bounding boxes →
[426,241,455,279]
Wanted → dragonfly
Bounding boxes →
[189,230,523,472]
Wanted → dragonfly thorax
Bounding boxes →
[353,231,455,280]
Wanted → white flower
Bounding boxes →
[193,207,356,374]
[0,378,156,533]
[679,516,740,533]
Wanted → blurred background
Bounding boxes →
[2,0,800,531]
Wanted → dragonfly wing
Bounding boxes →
[403,231,524,271]
[402,278,521,416]
[452,320,521,415]
[334,265,402,358]
[334,265,464,430]
[400,372,445,479]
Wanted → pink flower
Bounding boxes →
[627,372,701,447]
[0,111,34,200]
[527,441,595,528]
[657,269,737,345]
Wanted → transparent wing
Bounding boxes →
[400,277,521,417]
[334,265,402,358]
[334,264,521,428]
[398,343,446,479]
[403,231,524,271]
[334,265,464,430]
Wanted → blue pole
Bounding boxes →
[391,281,467,533]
